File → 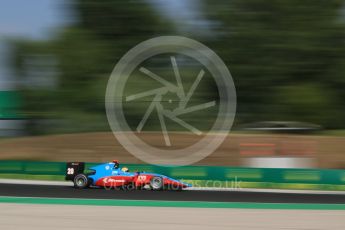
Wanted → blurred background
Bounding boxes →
[0,0,345,169]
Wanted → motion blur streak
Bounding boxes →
[0,0,344,168]
[2,0,345,136]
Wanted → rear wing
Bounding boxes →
[65,162,85,181]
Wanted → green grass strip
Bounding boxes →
[0,196,344,210]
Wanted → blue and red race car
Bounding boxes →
[65,160,190,190]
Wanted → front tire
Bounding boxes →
[150,176,163,190]
[73,174,88,189]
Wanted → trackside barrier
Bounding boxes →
[0,160,344,185]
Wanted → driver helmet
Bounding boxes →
[122,167,129,172]
[112,160,119,169]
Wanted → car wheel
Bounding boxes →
[150,176,163,190]
[74,174,88,189]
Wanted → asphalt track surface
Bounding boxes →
[1,183,345,204]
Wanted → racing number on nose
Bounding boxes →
[67,168,74,175]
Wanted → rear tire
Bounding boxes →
[150,176,163,190]
[74,174,88,189]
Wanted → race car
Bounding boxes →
[65,160,190,190]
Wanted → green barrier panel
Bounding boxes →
[0,91,22,119]
[0,160,344,185]
[0,161,65,175]
[0,161,25,174]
